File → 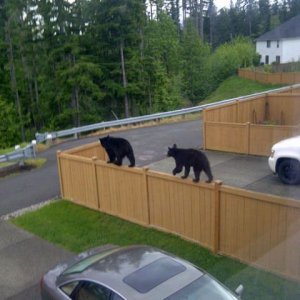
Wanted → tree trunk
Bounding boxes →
[5,20,25,142]
[120,39,130,118]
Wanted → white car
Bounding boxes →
[268,136,300,185]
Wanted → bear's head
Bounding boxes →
[167,144,177,157]
[99,135,110,148]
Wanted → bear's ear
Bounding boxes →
[173,144,177,148]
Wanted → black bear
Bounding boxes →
[167,144,213,183]
[99,135,135,167]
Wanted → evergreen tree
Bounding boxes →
[181,19,211,103]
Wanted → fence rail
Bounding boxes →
[35,84,298,143]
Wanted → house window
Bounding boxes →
[265,55,269,64]
[277,40,279,48]
[267,40,271,48]
[276,56,280,63]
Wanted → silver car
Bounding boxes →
[41,245,243,300]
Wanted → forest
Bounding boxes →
[0,0,300,147]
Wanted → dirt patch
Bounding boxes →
[0,163,36,178]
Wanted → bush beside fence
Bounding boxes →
[57,143,300,282]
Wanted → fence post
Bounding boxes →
[56,151,64,198]
[202,109,206,150]
[212,180,222,254]
[92,156,101,210]
[143,167,150,225]
[235,100,239,123]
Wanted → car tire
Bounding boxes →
[278,159,300,185]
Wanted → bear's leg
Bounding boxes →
[181,165,190,179]
[127,151,135,167]
[107,150,116,164]
[193,167,201,182]
[114,154,123,166]
[172,164,183,175]
[204,166,213,183]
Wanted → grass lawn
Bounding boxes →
[202,76,284,104]
[12,200,300,300]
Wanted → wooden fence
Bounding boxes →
[238,68,300,84]
[57,143,300,282]
[203,91,300,156]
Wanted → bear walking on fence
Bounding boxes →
[99,135,135,167]
[167,144,213,183]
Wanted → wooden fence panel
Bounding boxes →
[204,122,249,154]
[281,73,296,84]
[249,124,299,156]
[237,96,266,123]
[64,141,106,160]
[238,69,300,84]
[58,153,99,209]
[147,170,215,250]
[255,72,268,84]
[95,161,149,226]
[267,73,282,84]
[219,186,300,281]
[267,94,300,125]
[204,103,238,123]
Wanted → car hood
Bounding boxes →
[272,135,300,151]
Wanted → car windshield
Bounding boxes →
[164,274,237,300]
[62,248,118,275]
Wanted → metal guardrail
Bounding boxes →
[35,84,299,143]
[0,143,36,164]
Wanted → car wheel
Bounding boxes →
[278,159,300,185]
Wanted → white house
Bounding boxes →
[256,14,300,64]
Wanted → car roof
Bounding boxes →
[58,245,205,300]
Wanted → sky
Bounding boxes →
[214,0,231,10]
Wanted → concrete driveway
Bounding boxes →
[0,220,72,299]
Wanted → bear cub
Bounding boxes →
[99,135,135,167]
[167,144,213,183]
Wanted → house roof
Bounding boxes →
[256,14,300,41]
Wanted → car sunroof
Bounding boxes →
[123,257,186,293]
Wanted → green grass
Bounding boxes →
[0,158,46,169]
[203,76,285,104]
[12,200,300,300]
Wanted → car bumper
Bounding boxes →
[268,156,276,173]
